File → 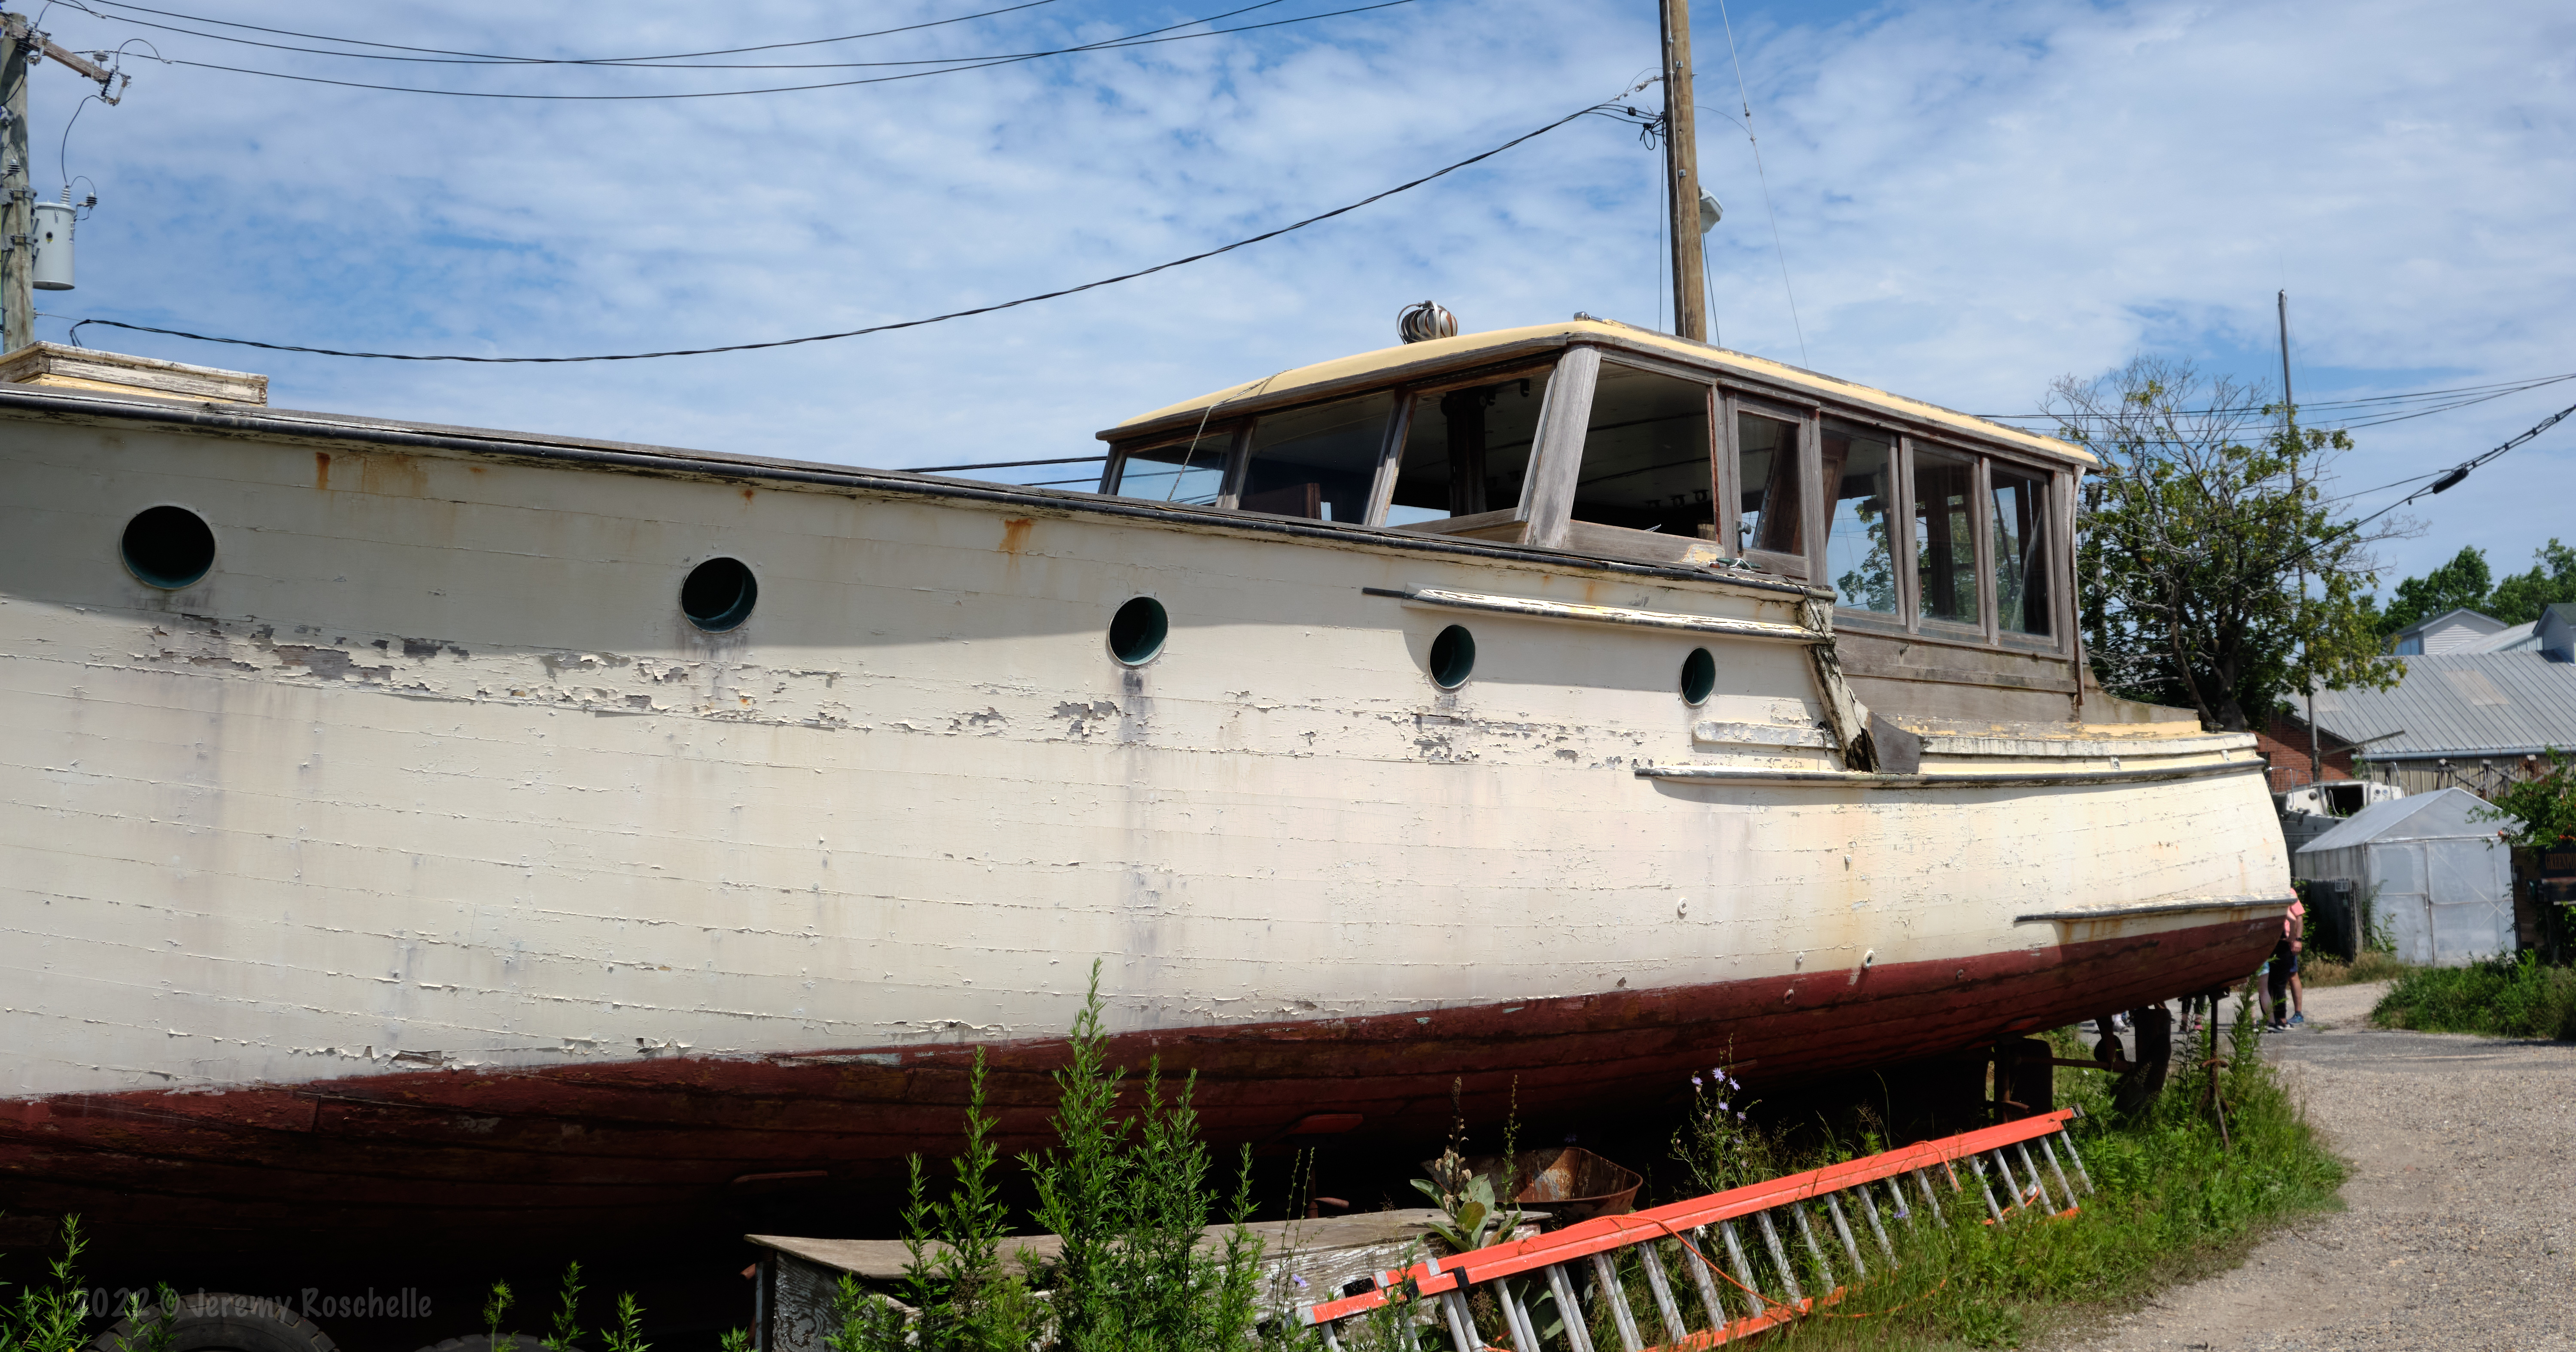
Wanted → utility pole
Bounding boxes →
[2279,288,2322,788]
[1660,0,1707,342]
[2,18,29,355]
[0,12,124,355]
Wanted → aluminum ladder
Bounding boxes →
[1299,1108,2092,1351]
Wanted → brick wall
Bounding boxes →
[2255,717,2354,793]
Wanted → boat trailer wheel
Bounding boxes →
[90,1292,337,1352]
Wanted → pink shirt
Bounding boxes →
[2284,900,2306,941]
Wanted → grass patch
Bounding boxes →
[2295,949,2411,988]
[2371,953,2576,1040]
[1769,1000,2345,1351]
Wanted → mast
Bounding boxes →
[1660,0,1706,342]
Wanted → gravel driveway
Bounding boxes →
[2052,979,2576,1352]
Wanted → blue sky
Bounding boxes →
[23,0,2576,590]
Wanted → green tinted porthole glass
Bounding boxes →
[681,557,759,632]
[1428,624,1476,689]
[1680,647,1717,704]
[121,505,217,589]
[1109,597,1168,665]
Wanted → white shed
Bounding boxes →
[2293,788,2515,966]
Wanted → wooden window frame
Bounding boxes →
[1806,414,1907,624]
[1896,434,1988,643]
[1719,390,1818,580]
[1370,356,1574,538]
[1102,421,1252,507]
[1536,353,1723,562]
[1985,450,2072,654]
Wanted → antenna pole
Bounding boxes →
[1,13,29,355]
[1660,0,1707,342]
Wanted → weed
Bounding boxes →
[0,1218,95,1352]
[832,962,1270,1352]
[1412,1080,1527,1257]
[2296,950,2411,988]
[2373,952,2576,1040]
[1671,1061,1780,1197]
[1771,995,2343,1350]
[483,1282,517,1352]
[543,1263,586,1352]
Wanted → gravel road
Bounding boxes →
[2052,979,2576,1352]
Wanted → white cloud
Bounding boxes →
[30,0,2574,582]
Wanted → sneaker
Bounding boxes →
[2290,1012,2306,1026]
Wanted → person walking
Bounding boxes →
[2267,895,2306,1030]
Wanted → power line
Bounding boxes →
[1983,371,2576,422]
[77,0,1343,73]
[1712,0,1804,369]
[2265,397,2576,579]
[68,98,1628,364]
[81,0,1073,64]
[131,1,1409,99]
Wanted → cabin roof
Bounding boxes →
[1100,318,2096,467]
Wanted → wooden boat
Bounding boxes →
[0,322,2286,1250]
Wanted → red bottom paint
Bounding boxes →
[0,916,2274,1247]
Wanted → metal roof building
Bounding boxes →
[2309,649,2576,795]
[2293,788,2515,965]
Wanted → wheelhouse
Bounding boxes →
[1096,318,2095,710]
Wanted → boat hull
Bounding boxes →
[0,912,2273,1247]
[0,394,2288,1251]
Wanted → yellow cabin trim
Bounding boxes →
[1100,318,2093,467]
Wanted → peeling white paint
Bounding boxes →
[0,419,2288,1100]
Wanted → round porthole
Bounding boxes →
[1680,647,1717,705]
[1108,596,1168,665]
[1428,624,1476,690]
[121,505,216,589]
[680,557,758,632]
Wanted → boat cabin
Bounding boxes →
[1098,318,2102,721]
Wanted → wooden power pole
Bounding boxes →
[0,12,124,354]
[1,17,30,356]
[1660,0,1707,342]
[2279,289,2322,787]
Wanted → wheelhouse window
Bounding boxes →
[1112,426,1237,506]
[1386,373,1546,528]
[1239,394,1390,521]
[1734,409,1803,560]
[1570,363,1714,538]
[1911,445,1978,627]
[1990,461,2054,638]
[1822,418,1897,613]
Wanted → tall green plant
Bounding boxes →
[842,1048,1037,1352]
[3,1217,96,1352]
[829,963,1267,1352]
[1028,964,1264,1352]
[1029,966,1124,1346]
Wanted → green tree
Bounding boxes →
[2487,539,2576,624]
[2052,357,2403,731]
[2479,749,2576,851]
[2373,546,2494,636]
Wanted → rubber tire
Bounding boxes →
[416,1337,585,1352]
[417,1329,585,1349]
[91,1292,337,1352]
